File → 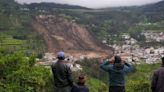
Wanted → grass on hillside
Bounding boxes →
[126,64,160,92]
[0,34,26,51]
[86,78,108,92]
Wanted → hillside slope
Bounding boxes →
[140,0,164,21]
[31,15,112,58]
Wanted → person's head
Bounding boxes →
[114,55,122,63]
[57,51,65,60]
[78,75,86,84]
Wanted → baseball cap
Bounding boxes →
[57,51,65,58]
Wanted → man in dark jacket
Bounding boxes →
[71,75,89,92]
[51,51,73,92]
[151,57,164,92]
[100,56,133,92]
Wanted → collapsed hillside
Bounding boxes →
[31,15,112,58]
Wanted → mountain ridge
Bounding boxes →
[25,2,91,10]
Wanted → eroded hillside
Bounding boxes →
[31,15,112,58]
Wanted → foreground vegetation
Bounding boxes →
[126,64,160,92]
[0,49,53,92]
[0,51,160,92]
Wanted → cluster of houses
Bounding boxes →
[110,33,164,64]
[142,31,164,42]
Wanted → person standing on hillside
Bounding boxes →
[100,55,133,92]
[51,51,73,92]
[151,57,164,92]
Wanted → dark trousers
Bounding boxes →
[55,86,72,92]
[109,86,125,92]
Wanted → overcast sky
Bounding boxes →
[15,0,162,8]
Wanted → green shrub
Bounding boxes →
[126,80,151,92]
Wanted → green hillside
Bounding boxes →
[1,0,164,48]
[0,0,46,57]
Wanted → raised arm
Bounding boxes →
[124,62,133,73]
[100,60,113,72]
